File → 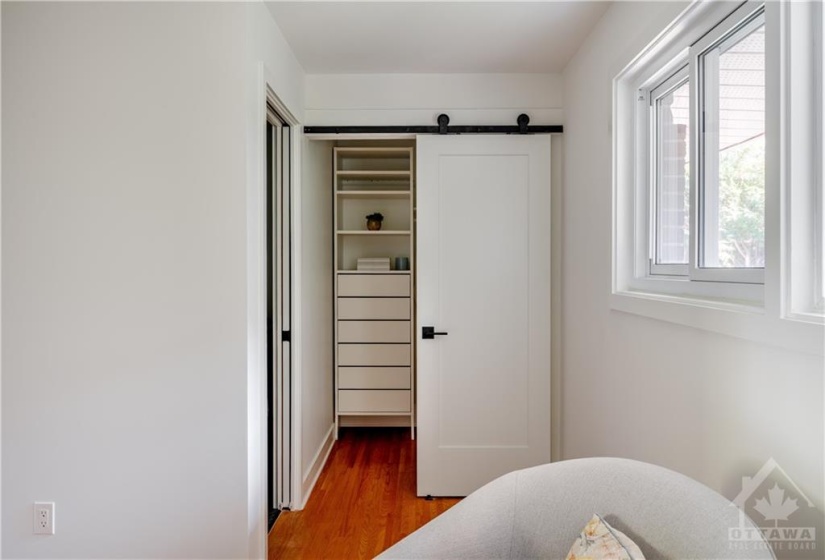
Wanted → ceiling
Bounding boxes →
[265,2,611,74]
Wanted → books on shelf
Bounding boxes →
[357,257,391,271]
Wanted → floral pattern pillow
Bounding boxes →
[565,514,645,560]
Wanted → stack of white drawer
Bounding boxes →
[336,274,412,417]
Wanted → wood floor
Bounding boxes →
[268,428,461,559]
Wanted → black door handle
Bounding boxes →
[422,326,449,339]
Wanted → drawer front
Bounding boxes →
[338,297,410,320]
[338,390,411,413]
[338,344,410,366]
[339,367,411,389]
[338,321,411,343]
[338,274,410,297]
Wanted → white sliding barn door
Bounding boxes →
[416,135,551,497]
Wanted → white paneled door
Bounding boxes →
[416,134,552,497]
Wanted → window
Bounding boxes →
[693,6,765,283]
[613,0,824,350]
[650,67,690,276]
[632,0,767,297]
[644,3,766,285]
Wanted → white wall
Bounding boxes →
[561,0,824,511]
[2,2,305,558]
[298,139,334,502]
[305,73,563,126]
[246,2,305,124]
[242,0,307,549]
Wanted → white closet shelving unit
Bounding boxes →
[333,146,415,439]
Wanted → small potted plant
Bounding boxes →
[366,212,384,231]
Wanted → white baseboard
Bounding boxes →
[339,416,413,428]
[299,424,335,509]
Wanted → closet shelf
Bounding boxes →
[336,190,411,199]
[337,270,411,275]
[336,170,411,180]
[337,230,411,236]
[334,147,412,157]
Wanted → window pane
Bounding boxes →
[655,79,690,264]
[701,17,766,268]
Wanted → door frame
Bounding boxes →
[248,62,303,559]
[266,105,292,524]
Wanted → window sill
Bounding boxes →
[785,310,825,327]
[610,289,824,356]
[629,275,765,304]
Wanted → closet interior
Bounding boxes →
[304,139,417,439]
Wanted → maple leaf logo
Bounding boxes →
[753,483,799,527]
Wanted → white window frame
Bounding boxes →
[784,0,825,323]
[648,65,690,278]
[690,3,766,285]
[618,0,767,305]
[613,0,824,354]
[819,0,825,314]
[815,0,824,315]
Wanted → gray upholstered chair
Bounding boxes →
[378,458,774,559]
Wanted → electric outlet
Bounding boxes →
[33,502,55,535]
